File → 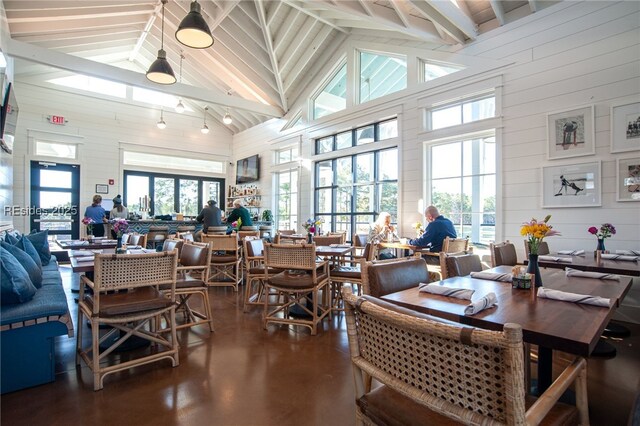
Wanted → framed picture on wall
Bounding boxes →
[95,184,109,194]
[616,157,640,202]
[542,161,601,208]
[547,105,595,160]
[610,101,640,153]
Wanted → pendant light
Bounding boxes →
[175,52,185,113]
[223,108,232,125]
[201,106,210,134]
[146,0,176,85]
[176,1,214,49]
[157,109,167,129]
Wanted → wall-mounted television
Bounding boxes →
[0,82,19,154]
[236,154,259,184]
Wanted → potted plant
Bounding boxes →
[261,209,273,223]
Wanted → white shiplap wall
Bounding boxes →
[11,83,233,233]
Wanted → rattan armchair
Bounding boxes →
[75,251,179,391]
[242,238,281,313]
[313,235,344,246]
[262,243,331,335]
[129,233,147,248]
[442,236,470,253]
[342,288,590,425]
[202,234,242,291]
[329,243,376,311]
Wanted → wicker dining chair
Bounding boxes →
[129,233,147,248]
[313,235,344,246]
[201,234,242,291]
[75,251,179,391]
[161,238,184,256]
[342,288,590,426]
[119,233,131,245]
[329,243,376,311]
[242,238,281,313]
[442,236,470,253]
[147,225,169,250]
[262,243,331,335]
[160,241,213,332]
[490,240,519,267]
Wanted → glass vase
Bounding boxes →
[526,253,543,287]
[307,233,313,244]
[596,238,606,252]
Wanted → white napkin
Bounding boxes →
[70,241,89,246]
[71,250,94,257]
[464,293,497,315]
[470,271,512,282]
[76,256,95,263]
[615,250,640,256]
[100,240,117,244]
[557,250,585,256]
[538,255,572,263]
[419,283,475,300]
[565,267,620,281]
[600,254,639,262]
[537,287,611,307]
[128,249,156,254]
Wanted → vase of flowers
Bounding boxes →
[521,215,560,287]
[413,222,424,237]
[112,219,129,252]
[231,218,242,232]
[588,223,615,254]
[82,217,94,239]
[303,218,324,243]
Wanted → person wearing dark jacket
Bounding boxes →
[408,205,457,263]
[195,200,222,241]
[225,199,253,233]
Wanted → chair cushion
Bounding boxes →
[331,265,361,279]
[358,385,579,426]
[84,287,173,316]
[268,270,328,289]
[15,236,43,269]
[25,230,51,265]
[211,255,238,263]
[0,247,38,305]
[366,258,428,298]
[1,242,43,288]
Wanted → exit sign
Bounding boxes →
[49,115,66,125]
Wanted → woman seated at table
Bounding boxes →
[84,194,108,237]
[368,212,399,259]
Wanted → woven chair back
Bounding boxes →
[342,289,526,425]
[313,235,344,246]
[278,229,296,236]
[490,241,518,267]
[443,237,470,253]
[94,251,177,292]
[326,232,347,244]
[202,234,239,251]
[264,243,316,270]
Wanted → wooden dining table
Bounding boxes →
[531,254,640,276]
[380,265,633,394]
[57,239,118,250]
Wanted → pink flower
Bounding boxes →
[588,227,598,235]
[308,226,315,233]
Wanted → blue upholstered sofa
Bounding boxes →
[1,254,73,394]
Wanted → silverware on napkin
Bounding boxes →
[470,271,512,282]
[537,287,611,307]
[464,292,497,315]
[419,283,475,300]
[565,267,620,281]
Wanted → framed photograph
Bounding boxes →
[610,101,640,153]
[547,105,595,160]
[616,157,640,202]
[542,161,601,208]
[95,184,109,194]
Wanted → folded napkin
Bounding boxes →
[470,271,512,282]
[419,283,475,300]
[538,255,572,263]
[537,287,611,307]
[557,250,585,256]
[76,256,95,263]
[565,267,620,281]
[616,250,640,256]
[70,241,89,246]
[600,254,639,262]
[127,245,142,250]
[71,250,94,257]
[329,244,350,248]
[128,249,155,254]
[100,240,117,244]
[464,292,497,315]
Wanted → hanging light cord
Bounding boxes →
[160,0,166,49]
[178,53,183,83]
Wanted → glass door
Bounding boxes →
[30,161,80,240]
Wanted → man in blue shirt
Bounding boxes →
[408,206,457,261]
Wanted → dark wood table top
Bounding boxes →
[530,254,640,276]
[315,245,353,257]
[69,248,155,273]
[57,240,118,250]
[279,234,307,241]
[380,266,632,357]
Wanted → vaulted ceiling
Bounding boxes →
[2,0,552,133]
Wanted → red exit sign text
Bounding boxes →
[49,115,66,125]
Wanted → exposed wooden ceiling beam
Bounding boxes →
[281,0,349,34]
[415,0,478,41]
[6,38,282,117]
[489,0,506,26]
[256,0,288,111]
[128,0,162,62]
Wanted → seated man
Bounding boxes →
[408,206,457,264]
[194,200,222,242]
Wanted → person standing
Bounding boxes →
[408,205,457,263]
[195,200,222,241]
[368,212,399,259]
[84,195,107,237]
[225,199,253,233]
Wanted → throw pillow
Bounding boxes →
[15,236,43,269]
[1,242,43,288]
[4,232,19,245]
[26,230,51,266]
[0,247,38,305]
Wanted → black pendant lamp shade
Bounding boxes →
[147,49,176,84]
[176,1,214,49]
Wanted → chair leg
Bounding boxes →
[92,320,102,391]
[75,307,83,366]
[169,307,179,367]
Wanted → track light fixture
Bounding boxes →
[176,1,214,49]
[146,0,176,84]
[201,106,210,134]
[157,109,167,129]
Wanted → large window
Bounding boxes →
[312,62,347,120]
[315,118,397,154]
[422,60,465,82]
[275,169,298,231]
[428,94,495,130]
[429,135,496,245]
[124,171,224,217]
[359,51,407,104]
[315,147,398,239]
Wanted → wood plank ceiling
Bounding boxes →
[3,0,545,133]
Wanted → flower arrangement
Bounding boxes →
[82,217,94,234]
[413,222,424,237]
[111,218,129,237]
[588,223,616,240]
[520,215,560,255]
[231,218,242,231]
[303,218,324,234]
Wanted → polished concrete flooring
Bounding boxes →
[1,265,639,425]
